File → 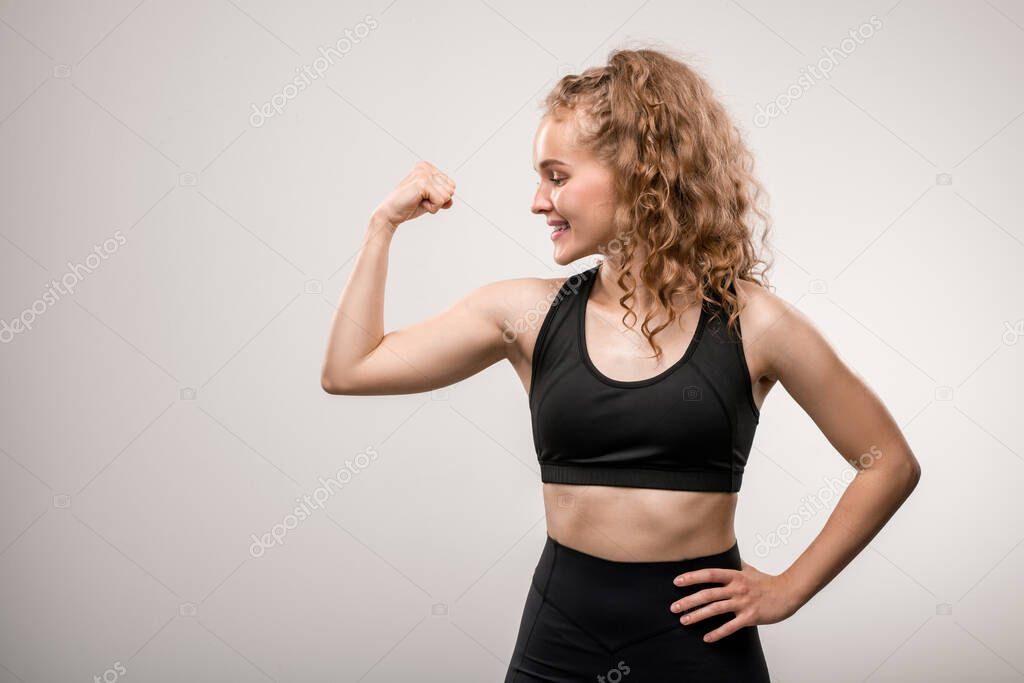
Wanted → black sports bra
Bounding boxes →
[529,261,760,493]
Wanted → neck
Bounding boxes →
[591,258,703,313]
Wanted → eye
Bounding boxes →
[550,175,567,187]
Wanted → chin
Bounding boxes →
[552,250,577,267]
[551,237,595,266]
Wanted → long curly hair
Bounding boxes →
[542,45,775,360]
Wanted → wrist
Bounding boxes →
[365,212,398,243]
[777,568,810,615]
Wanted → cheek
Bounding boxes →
[550,188,570,215]
[562,184,612,227]
[553,185,586,216]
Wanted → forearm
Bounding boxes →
[780,456,920,611]
[320,213,396,388]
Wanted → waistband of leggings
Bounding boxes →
[544,533,740,571]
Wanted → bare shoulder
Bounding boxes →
[486,273,566,307]
[490,273,566,340]
[733,278,830,384]
[451,274,558,316]
[732,277,784,328]
[448,273,561,353]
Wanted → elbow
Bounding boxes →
[320,367,349,395]
[902,458,922,496]
[322,353,376,395]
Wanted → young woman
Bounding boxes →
[322,47,921,682]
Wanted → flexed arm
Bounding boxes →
[320,162,508,396]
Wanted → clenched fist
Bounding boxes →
[372,161,456,230]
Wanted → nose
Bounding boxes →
[531,181,551,215]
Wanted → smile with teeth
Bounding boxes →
[552,223,570,233]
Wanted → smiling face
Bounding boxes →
[531,111,619,265]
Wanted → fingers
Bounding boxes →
[669,586,730,615]
[699,615,748,643]
[429,174,455,210]
[673,567,732,586]
[677,597,735,626]
[431,171,455,194]
[670,563,766,642]
[414,161,455,214]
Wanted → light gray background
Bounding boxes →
[1,0,1022,681]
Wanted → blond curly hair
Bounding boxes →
[542,45,775,359]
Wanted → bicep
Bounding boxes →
[764,299,918,474]
[331,282,508,396]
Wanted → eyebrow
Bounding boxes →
[533,158,568,171]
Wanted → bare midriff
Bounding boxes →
[542,483,738,562]
[521,276,766,563]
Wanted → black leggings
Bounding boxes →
[505,535,771,682]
